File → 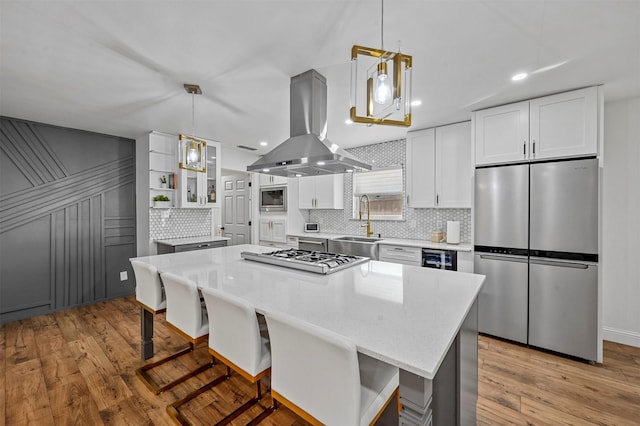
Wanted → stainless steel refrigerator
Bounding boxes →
[474,158,598,361]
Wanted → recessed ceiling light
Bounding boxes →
[259,141,268,146]
[345,119,353,124]
[262,168,270,172]
[317,161,326,166]
[295,174,302,177]
[511,72,528,81]
[411,100,422,106]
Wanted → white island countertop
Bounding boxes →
[131,244,484,379]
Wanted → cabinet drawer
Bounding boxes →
[157,240,227,254]
[379,245,422,266]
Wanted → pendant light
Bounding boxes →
[350,0,412,127]
[178,84,207,173]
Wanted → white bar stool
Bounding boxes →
[131,260,166,359]
[136,271,215,395]
[168,287,274,425]
[265,311,400,426]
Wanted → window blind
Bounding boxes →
[353,167,403,195]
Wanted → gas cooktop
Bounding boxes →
[241,249,369,274]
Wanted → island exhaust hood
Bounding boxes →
[247,70,372,177]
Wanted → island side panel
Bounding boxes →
[399,297,479,426]
[458,299,478,426]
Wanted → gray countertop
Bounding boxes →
[155,236,231,246]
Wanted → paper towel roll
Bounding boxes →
[446,221,460,244]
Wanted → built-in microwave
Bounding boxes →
[260,186,287,212]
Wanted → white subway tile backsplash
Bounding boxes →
[308,139,472,243]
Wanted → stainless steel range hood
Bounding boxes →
[247,70,372,177]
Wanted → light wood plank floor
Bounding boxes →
[1,296,639,425]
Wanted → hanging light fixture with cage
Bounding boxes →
[178,84,207,172]
[350,0,412,127]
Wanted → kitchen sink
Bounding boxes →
[332,236,382,243]
[328,236,383,260]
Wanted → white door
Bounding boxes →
[221,174,251,245]
[530,87,598,160]
[406,128,436,208]
[436,121,472,208]
[474,101,530,165]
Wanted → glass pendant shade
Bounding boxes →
[373,61,391,104]
[350,45,412,127]
[179,134,207,172]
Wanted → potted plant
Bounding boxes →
[153,194,171,208]
[160,175,168,188]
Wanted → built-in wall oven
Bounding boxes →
[422,248,457,270]
[260,186,286,212]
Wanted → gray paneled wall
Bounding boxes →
[0,117,136,324]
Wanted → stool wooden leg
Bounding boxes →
[141,307,154,360]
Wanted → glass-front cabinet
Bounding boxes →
[177,138,220,208]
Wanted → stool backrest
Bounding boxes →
[201,288,266,376]
[160,272,206,339]
[131,260,165,312]
[265,312,361,425]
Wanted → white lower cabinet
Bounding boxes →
[378,245,422,266]
[457,251,473,273]
[259,218,286,245]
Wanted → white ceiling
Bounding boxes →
[1,1,639,155]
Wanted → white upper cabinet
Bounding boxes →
[474,87,599,166]
[529,87,598,160]
[259,174,288,187]
[298,174,344,209]
[406,122,471,208]
[436,121,472,208]
[406,128,436,208]
[474,101,530,166]
[177,138,221,208]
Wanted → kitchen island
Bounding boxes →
[130,244,484,425]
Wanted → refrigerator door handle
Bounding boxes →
[530,258,589,269]
[479,254,528,263]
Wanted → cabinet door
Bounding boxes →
[259,218,273,241]
[474,101,529,165]
[178,168,204,207]
[271,219,287,243]
[530,87,598,160]
[260,174,288,186]
[406,128,436,208]
[204,141,220,206]
[314,174,344,209]
[298,177,316,209]
[436,122,472,208]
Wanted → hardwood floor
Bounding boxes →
[1,295,639,425]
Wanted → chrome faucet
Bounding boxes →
[359,194,374,237]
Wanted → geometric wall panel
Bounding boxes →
[0,116,136,324]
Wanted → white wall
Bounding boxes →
[221,146,259,172]
[602,96,640,347]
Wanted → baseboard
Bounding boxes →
[603,326,640,348]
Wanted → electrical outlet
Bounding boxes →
[120,271,128,281]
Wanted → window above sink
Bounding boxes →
[352,167,403,221]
